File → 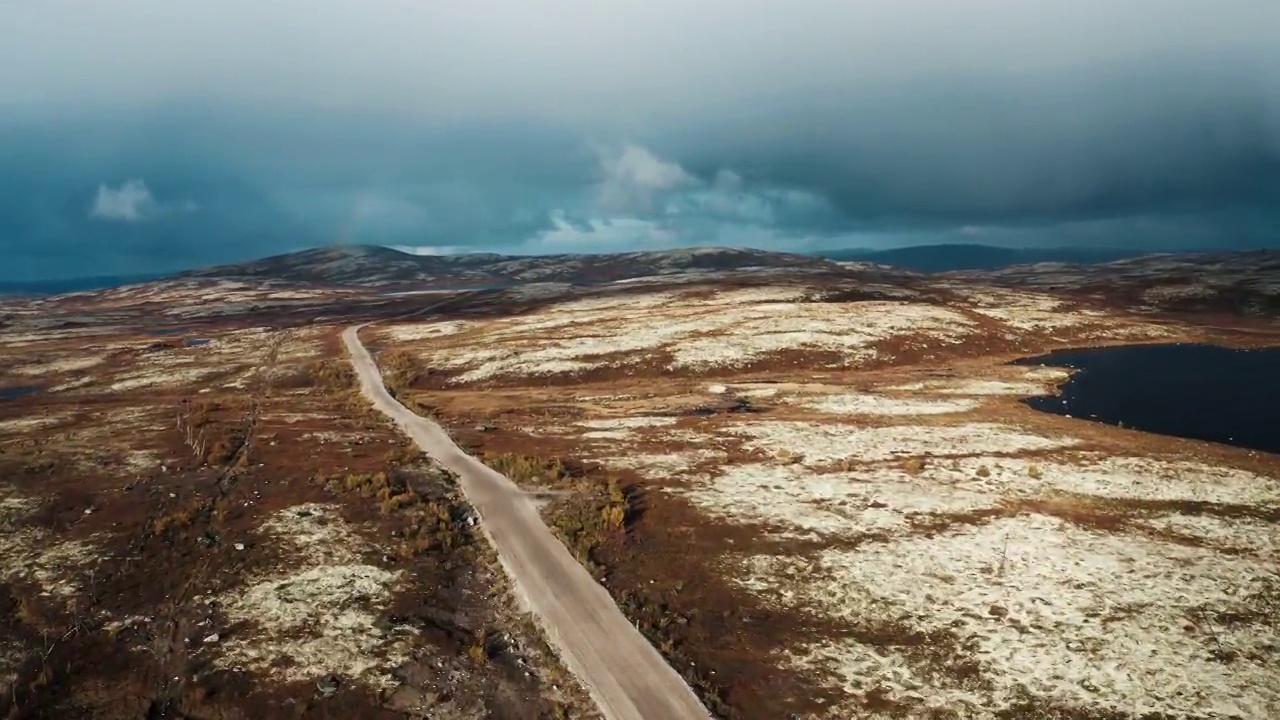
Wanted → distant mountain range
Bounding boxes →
[178,244,847,287]
[815,244,1149,272]
[955,249,1280,316]
[0,243,1254,296]
[0,273,167,297]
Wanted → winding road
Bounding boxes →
[343,325,711,720]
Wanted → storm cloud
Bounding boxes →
[1,0,1277,278]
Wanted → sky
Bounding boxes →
[2,0,1278,279]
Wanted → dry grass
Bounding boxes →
[483,453,575,487]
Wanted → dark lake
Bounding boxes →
[1014,343,1280,455]
[0,385,42,400]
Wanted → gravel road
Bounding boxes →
[343,325,711,720]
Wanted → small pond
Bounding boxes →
[0,385,42,400]
[1014,343,1280,455]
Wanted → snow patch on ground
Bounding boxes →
[740,514,1280,718]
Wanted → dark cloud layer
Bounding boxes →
[1,1,1278,279]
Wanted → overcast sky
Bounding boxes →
[2,0,1278,278]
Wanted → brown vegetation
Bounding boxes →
[483,452,576,486]
[378,348,424,397]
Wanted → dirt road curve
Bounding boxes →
[343,325,712,720]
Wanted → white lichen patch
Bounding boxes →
[682,464,997,538]
[789,392,980,416]
[1030,457,1280,505]
[0,487,101,600]
[107,365,221,393]
[382,320,471,342]
[121,449,161,473]
[701,286,814,305]
[1142,284,1219,303]
[579,416,678,430]
[21,539,101,598]
[723,421,1074,466]
[266,412,336,424]
[964,291,1106,331]
[49,376,95,392]
[215,504,410,687]
[0,640,21,681]
[741,514,1280,718]
[1020,366,1073,384]
[424,295,979,381]
[832,455,1280,507]
[596,451,723,481]
[0,414,68,433]
[10,356,104,376]
[667,302,974,370]
[256,503,369,565]
[579,416,678,438]
[1138,514,1280,557]
[935,380,1051,396]
[219,565,412,687]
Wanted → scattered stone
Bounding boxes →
[316,675,341,696]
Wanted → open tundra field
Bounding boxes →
[0,311,594,718]
[2,265,1278,719]
[376,278,1280,719]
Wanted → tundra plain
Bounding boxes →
[2,266,1278,719]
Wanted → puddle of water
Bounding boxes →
[144,327,190,336]
[184,338,210,347]
[0,385,42,400]
[1015,343,1280,455]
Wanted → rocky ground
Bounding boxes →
[2,262,1278,719]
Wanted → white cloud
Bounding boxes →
[88,179,197,222]
[388,244,466,256]
[89,179,156,222]
[532,213,677,250]
[595,144,698,215]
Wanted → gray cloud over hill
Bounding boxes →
[2,1,1277,278]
